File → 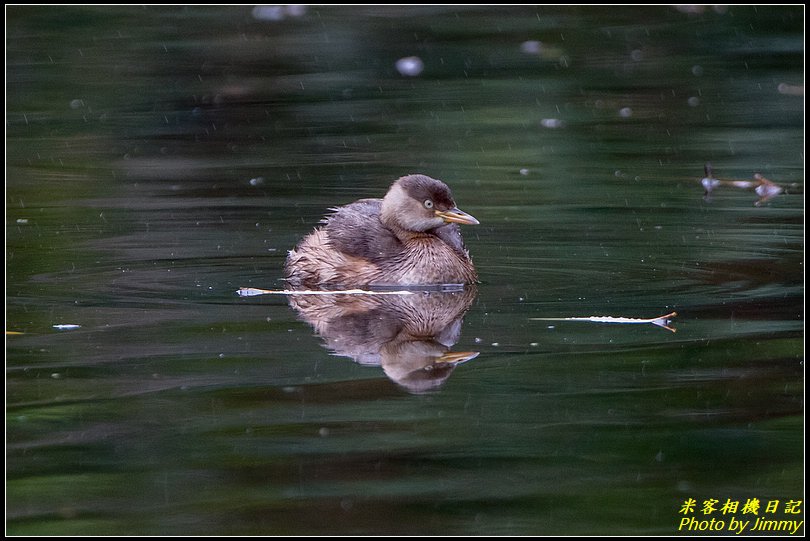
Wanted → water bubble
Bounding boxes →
[285,5,307,17]
[674,5,707,14]
[251,5,286,21]
[540,118,564,129]
[249,176,265,186]
[691,65,704,76]
[395,56,424,77]
[519,168,530,176]
[677,480,693,492]
[618,107,633,118]
[249,4,307,21]
[777,82,803,96]
[630,49,643,61]
[687,96,700,107]
[520,40,543,55]
[69,99,84,109]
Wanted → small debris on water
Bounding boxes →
[53,324,81,331]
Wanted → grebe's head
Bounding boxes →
[380,174,479,232]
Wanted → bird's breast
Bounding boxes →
[378,236,476,286]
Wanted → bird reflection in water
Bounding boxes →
[286,286,478,393]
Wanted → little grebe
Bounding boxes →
[285,174,479,288]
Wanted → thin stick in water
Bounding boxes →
[237,287,416,297]
[531,311,678,332]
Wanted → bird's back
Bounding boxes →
[323,198,404,262]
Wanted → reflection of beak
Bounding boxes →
[434,351,480,365]
[435,207,480,226]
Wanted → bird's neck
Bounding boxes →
[384,220,431,244]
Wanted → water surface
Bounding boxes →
[6,6,804,535]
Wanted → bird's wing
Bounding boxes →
[324,199,403,262]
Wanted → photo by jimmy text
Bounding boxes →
[677,498,803,535]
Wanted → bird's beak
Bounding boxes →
[434,351,480,365]
[435,207,480,225]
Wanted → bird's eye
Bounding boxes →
[424,199,434,209]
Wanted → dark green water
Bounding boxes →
[6,6,804,535]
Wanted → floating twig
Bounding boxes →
[751,173,784,207]
[700,163,791,206]
[531,311,678,332]
[237,287,416,297]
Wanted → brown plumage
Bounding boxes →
[285,174,479,289]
